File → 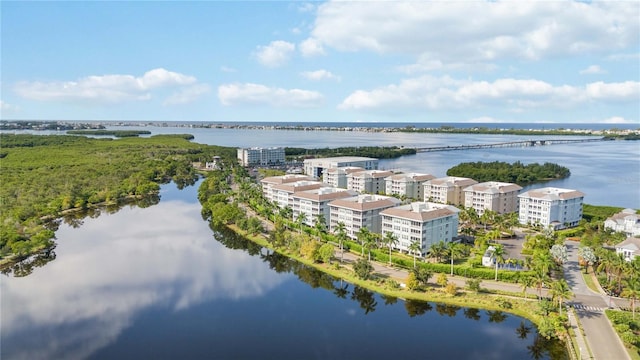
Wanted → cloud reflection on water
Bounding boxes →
[1,199,289,360]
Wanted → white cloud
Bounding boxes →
[220,66,237,73]
[163,84,211,106]
[606,52,640,61]
[580,65,606,75]
[1,100,18,113]
[13,68,199,104]
[306,1,639,65]
[297,3,316,13]
[339,75,640,111]
[299,38,325,57]
[601,116,637,124]
[300,69,340,81]
[218,83,323,108]
[254,40,295,67]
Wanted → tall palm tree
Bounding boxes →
[446,242,466,276]
[314,213,326,240]
[382,231,398,265]
[356,227,371,257]
[532,268,550,299]
[429,240,448,263]
[549,279,572,315]
[521,275,534,297]
[296,212,307,234]
[363,232,377,261]
[408,240,422,269]
[335,221,347,262]
[492,244,506,281]
[622,277,640,320]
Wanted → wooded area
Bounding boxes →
[0,134,235,268]
[446,161,570,185]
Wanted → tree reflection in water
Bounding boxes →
[1,194,160,277]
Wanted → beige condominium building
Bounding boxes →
[304,156,378,179]
[260,174,315,203]
[324,167,365,189]
[423,176,478,205]
[380,202,460,257]
[237,147,285,167]
[328,194,401,239]
[291,187,358,226]
[463,181,523,215]
[385,172,435,200]
[269,180,325,209]
[347,170,394,194]
[518,187,585,230]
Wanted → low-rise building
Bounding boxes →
[270,180,325,209]
[423,176,478,205]
[380,202,459,257]
[385,172,435,200]
[604,209,640,237]
[324,167,364,189]
[463,181,523,215]
[615,237,640,261]
[237,147,285,166]
[518,187,584,230]
[304,156,378,179]
[292,187,358,226]
[260,174,315,203]
[328,195,401,239]
[347,170,394,194]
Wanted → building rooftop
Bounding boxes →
[349,170,394,179]
[464,181,523,194]
[260,174,314,185]
[292,187,358,202]
[325,166,365,175]
[380,202,459,221]
[386,172,435,182]
[427,176,478,187]
[328,194,401,211]
[518,187,585,200]
[272,180,325,193]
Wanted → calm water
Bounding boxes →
[114,126,640,209]
[1,182,565,360]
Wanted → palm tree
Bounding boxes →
[446,242,465,276]
[521,275,534,297]
[382,231,398,265]
[622,277,640,320]
[335,221,347,262]
[549,279,572,315]
[363,232,377,261]
[408,240,422,268]
[296,212,307,234]
[532,268,550,299]
[314,214,326,240]
[356,227,371,257]
[429,240,448,263]
[492,244,506,281]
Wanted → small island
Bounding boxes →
[446,161,571,185]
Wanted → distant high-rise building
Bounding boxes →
[237,147,285,166]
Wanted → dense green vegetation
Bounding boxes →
[604,133,640,140]
[285,146,416,159]
[0,134,235,270]
[66,129,152,137]
[606,310,640,355]
[446,161,570,185]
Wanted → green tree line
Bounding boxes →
[446,161,570,185]
[0,134,236,268]
[285,146,416,159]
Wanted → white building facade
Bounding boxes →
[260,174,315,203]
[604,209,640,237]
[423,177,478,206]
[324,167,364,189]
[304,156,378,179]
[518,187,584,230]
[463,181,523,215]
[269,181,325,209]
[328,195,401,239]
[380,202,459,257]
[347,170,394,194]
[292,187,358,226]
[385,173,435,200]
[237,147,285,167]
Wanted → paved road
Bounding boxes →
[564,241,630,360]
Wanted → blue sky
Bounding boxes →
[1,1,639,124]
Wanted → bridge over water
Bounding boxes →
[414,137,607,152]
